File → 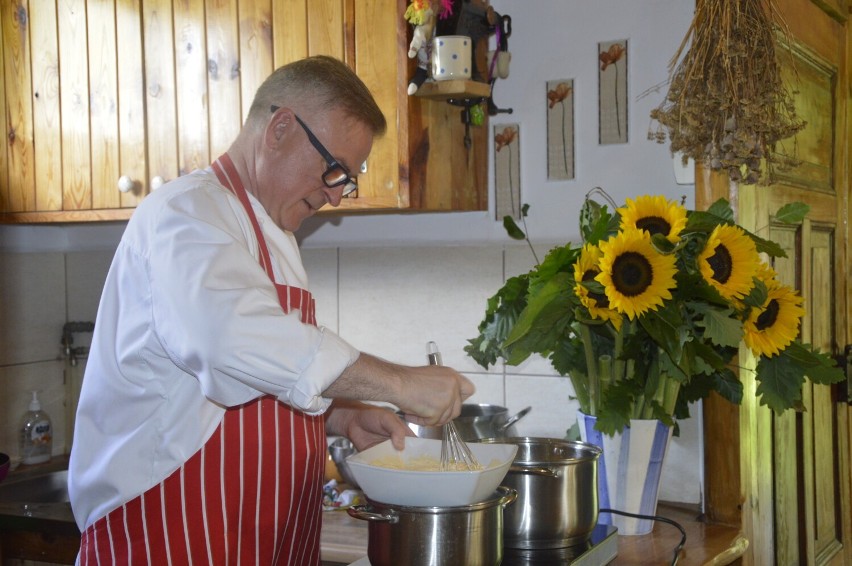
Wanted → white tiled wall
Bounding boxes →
[0,244,702,504]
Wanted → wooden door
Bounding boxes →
[701,1,850,564]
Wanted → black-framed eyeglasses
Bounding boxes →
[270,105,357,197]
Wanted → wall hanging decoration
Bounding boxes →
[547,80,575,180]
[494,124,521,220]
[648,0,805,186]
[598,40,628,144]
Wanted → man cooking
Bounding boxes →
[68,55,474,565]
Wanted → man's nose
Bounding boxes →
[322,185,344,207]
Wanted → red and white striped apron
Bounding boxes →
[79,154,325,565]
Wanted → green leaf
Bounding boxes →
[596,382,638,435]
[779,342,845,385]
[774,202,809,224]
[650,233,676,254]
[503,272,576,360]
[464,274,530,368]
[579,199,618,245]
[755,355,806,412]
[706,199,734,222]
[503,215,526,240]
[711,369,743,405]
[693,304,743,348]
[748,232,787,258]
[741,278,768,310]
[638,305,685,359]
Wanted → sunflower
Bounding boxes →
[754,261,779,288]
[595,229,678,320]
[574,244,623,330]
[743,283,805,357]
[698,224,759,300]
[618,195,688,243]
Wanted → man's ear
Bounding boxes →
[266,107,294,148]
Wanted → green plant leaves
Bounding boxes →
[774,202,810,224]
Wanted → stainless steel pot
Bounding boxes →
[347,486,518,566]
[480,437,601,549]
[328,437,359,488]
[401,404,531,441]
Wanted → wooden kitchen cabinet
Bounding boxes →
[0,0,487,223]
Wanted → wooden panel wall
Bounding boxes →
[29,1,62,211]
[88,0,120,210]
[116,0,147,207]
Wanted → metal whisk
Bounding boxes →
[427,341,481,471]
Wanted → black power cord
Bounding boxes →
[599,508,687,566]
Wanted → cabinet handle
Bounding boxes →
[150,176,165,190]
[117,176,135,193]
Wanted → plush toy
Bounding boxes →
[404,0,454,95]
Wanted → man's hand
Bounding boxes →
[325,400,414,451]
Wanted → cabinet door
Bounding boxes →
[1,0,147,221]
[1,0,39,214]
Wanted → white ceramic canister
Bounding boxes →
[431,35,472,81]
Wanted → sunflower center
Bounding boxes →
[636,216,672,237]
[756,299,780,330]
[707,244,733,284]
[582,269,610,307]
[611,252,653,297]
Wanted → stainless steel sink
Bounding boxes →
[0,469,70,504]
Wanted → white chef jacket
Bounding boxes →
[68,167,359,531]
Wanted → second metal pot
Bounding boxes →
[348,486,518,566]
[402,404,531,441]
[480,437,601,549]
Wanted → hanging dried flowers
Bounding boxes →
[649,0,805,184]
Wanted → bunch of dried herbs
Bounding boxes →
[649,0,805,184]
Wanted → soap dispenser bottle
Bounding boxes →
[19,391,53,465]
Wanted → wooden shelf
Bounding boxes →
[414,79,491,101]
[613,502,747,565]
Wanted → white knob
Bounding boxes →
[117,175,134,193]
[150,176,164,190]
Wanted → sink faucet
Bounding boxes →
[61,321,95,367]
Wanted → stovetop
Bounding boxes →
[503,523,618,565]
[346,523,618,566]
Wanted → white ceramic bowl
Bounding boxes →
[345,437,517,507]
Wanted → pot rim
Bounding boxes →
[365,486,517,514]
[479,436,602,465]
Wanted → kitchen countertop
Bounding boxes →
[320,501,748,566]
[321,509,368,564]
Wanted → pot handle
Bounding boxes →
[496,486,519,508]
[509,465,558,478]
[499,406,532,431]
[347,505,400,524]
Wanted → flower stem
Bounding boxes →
[578,323,599,415]
[561,101,569,175]
[662,371,681,418]
[598,354,612,396]
[612,320,626,382]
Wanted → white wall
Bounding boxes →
[0,0,702,505]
